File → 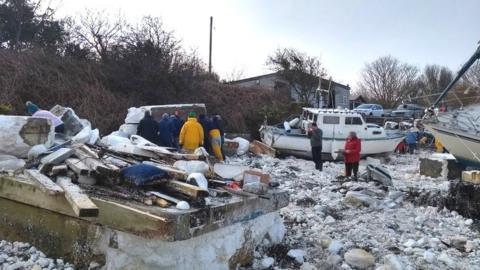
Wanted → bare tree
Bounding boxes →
[418,65,453,104]
[464,61,480,88]
[358,56,419,107]
[70,10,125,60]
[267,48,326,105]
[223,67,245,83]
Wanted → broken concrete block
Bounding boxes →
[0,116,55,158]
[462,170,480,185]
[41,148,75,165]
[50,105,85,137]
[420,154,464,180]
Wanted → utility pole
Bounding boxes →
[209,16,213,74]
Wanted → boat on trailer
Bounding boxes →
[260,108,404,160]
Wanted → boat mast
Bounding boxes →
[431,44,480,108]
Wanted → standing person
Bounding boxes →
[405,128,418,154]
[169,111,183,150]
[210,116,224,161]
[308,123,323,171]
[137,111,161,145]
[179,112,204,153]
[26,101,65,133]
[158,113,174,147]
[344,131,361,180]
[214,115,226,159]
[198,114,212,153]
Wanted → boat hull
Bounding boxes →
[424,123,480,168]
[260,126,404,160]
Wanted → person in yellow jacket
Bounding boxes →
[210,116,224,161]
[179,112,204,152]
[435,138,445,153]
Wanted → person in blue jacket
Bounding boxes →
[198,114,213,153]
[158,113,174,147]
[405,128,418,154]
[169,111,183,150]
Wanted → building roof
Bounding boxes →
[349,94,367,102]
[230,72,350,90]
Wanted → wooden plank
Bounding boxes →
[49,165,68,176]
[161,180,209,199]
[24,169,64,196]
[146,191,181,204]
[74,148,118,177]
[65,158,90,175]
[57,176,99,217]
[154,198,171,208]
[40,148,75,165]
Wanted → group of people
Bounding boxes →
[137,111,225,161]
[308,123,362,179]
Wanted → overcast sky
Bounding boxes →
[55,0,480,90]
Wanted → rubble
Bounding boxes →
[0,104,288,269]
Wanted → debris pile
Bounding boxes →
[232,152,480,269]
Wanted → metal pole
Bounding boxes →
[209,16,213,73]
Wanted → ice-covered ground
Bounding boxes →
[0,240,75,270]
[231,151,480,270]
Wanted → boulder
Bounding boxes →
[287,249,306,264]
[344,249,375,269]
[344,191,379,207]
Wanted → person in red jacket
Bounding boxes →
[344,131,361,179]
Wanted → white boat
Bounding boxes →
[422,44,480,168]
[259,108,404,159]
[423,105,480,168]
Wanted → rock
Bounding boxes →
[324,215,336,225]
[438,252,456,268]
[326,254,342,266]
[403,239,416,248]
[37,258,50,268]
[344,249,375,269]
[384,254,403,270]
[300,262,317,270]
[465,219,473,225]
[451,236,467,252]
[260,257,274,269]
[31,265,42,270]
[328,240,344,254]
[423,250,435,263]
[465,240,477,252]
[287,249,306,264]
[344,191,379,208]
[319,236,332,249]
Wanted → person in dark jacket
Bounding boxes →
[344,131,362,179]
[158,113,174,147]
[198,114,212,153]
[137,111,160,145]
[169,112,183,150]
[308,123,323,171]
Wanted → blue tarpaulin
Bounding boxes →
[120,164,167,186]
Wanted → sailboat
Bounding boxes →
[422,44,480,167]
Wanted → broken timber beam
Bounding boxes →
[65,158,90,175]
[40,147,75,165]
[147,191,181,204]
[74,148,119,178]
[25,169,64,196]
[161,180,209,200]
[57,176,99,217]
